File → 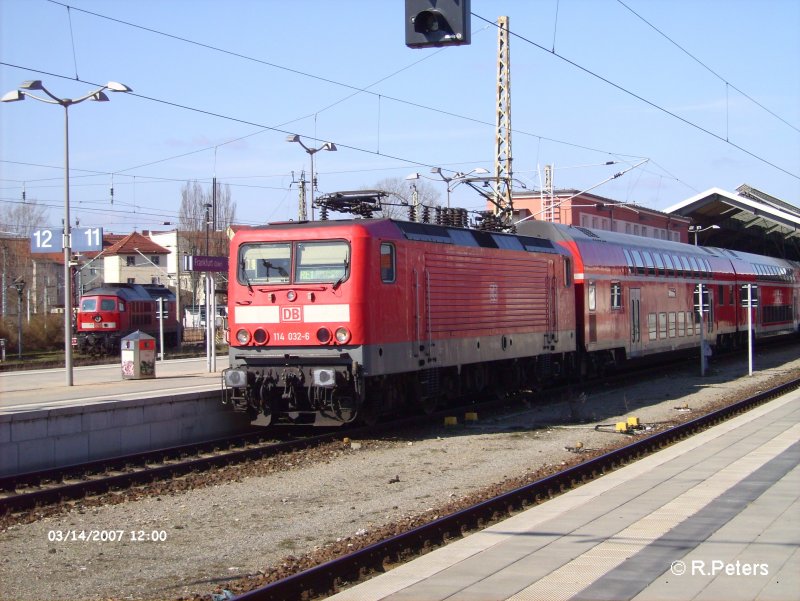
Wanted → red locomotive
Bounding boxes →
[74,283,179,354]
[222,218,799,426]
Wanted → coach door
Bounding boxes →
[630,288,642,356]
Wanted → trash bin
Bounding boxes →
[121,330,156,379]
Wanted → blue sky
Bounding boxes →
[1,0,798,234]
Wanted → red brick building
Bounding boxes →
[510,190,691,244]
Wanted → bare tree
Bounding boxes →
[178,180,236,256]
[373,177,441,219]
[178,181,236,317]
[0,199,49,237]
[0,200,50,318]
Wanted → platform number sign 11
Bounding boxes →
[30,227,103,253]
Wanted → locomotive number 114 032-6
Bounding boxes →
[272,331,311,342]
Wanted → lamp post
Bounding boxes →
[2,79,132,385]
[11,277,25,359]
[286,135,337,220]
[688,224,720,246]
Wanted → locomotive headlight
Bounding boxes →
[236,328,251,345]
[286,290,297,302]
[253,328,269,345]
[334,327,351,344]
[316,327,332,344]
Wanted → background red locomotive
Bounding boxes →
[223,217,799,426]
[74,283,179,354]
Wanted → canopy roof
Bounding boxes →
[664,184,800,260]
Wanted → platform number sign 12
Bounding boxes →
[30,227,103,253]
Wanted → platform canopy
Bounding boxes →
[664,184,800,261]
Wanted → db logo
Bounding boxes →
[280,306,302,322]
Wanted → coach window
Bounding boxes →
[622,248,635,274]
[643,251,655,275]
[659,312,667,339]
[588,281,596,312]
[564,258,572,286]
[679,255,691,276]
[633,250,645,274]
[118,301,125,312]
[380,243,395,283]
[610,282,622,309]
[663,254,674,276]
[648,313,657,340]
[653,253,665,275]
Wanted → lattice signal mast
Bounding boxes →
[494,16,512,218]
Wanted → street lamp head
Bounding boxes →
[322,142,337,152]
[430,167,442,175]
[106,81,132,92]
[405,172,421,180]
[473,168,490,174]
[1,89,24,103]
[91,91,110,102]
[20,80,44,90]
[286,134,300,143]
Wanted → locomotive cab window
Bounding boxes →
[296,241,350,283]
[81,299,96,311]
[380,243,395,283]
[240,243,291,284]
[100,299,116,311]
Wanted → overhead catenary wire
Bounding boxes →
[2,1,793,231]
[470,13,799,182]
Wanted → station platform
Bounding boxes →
[0,356,228,414]
[0,356,243,476]
[328,388,800,601]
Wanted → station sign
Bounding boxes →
[30,227,103,253]
[183,255,229,272]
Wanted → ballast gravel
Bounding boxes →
[1,347,798,601]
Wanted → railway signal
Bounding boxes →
[405,0,471,48]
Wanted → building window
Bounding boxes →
[127,277,135,284]
[126,256,136,266]
[151,256,160,266]
[151,277,160,284]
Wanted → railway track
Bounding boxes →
[226,376,800,601]
[0,430,326,515]
[0,351,762,517]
